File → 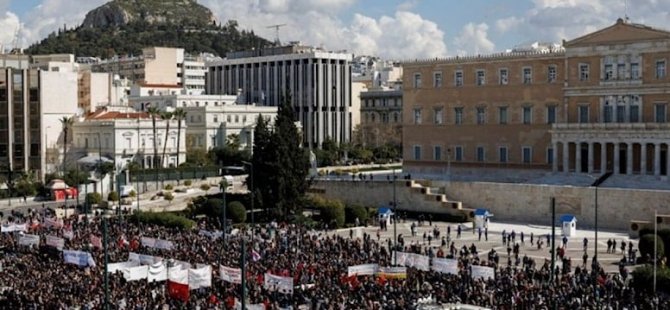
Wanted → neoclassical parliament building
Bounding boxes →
[403,19,670,177]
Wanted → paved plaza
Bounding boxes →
[331,220,638,273]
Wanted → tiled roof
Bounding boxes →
[87,110,149,120]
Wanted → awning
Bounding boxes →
[77,155,113,165]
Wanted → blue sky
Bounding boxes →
[2,0,670,59]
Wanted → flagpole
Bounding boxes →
[654,209,657,293]
[241,234,246,310]
[103,216,109,310]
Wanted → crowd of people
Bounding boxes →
[0,207,668,309]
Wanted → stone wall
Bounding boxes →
[312,179,670,231]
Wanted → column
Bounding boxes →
[552,142,558,172]
[600,142,607,173]
[641,143,647,175]
[575,142,582,173]
[627,143,633,175]
[613,143,620,174]
[655,143,661,176]
[563,142,570,173]
[587,142,594,173]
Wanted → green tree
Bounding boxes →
[226,134,242,150]
[227,201,247,223]
[59,116,74,173]
[63,169,88,188]
[184,148,213,166]
[251,94,309,219]
[160,111,173,167]
[639,234,665,260]
[147,106,161,169]
[108,191,119,202]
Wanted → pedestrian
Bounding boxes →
[484,227,488,241]
[457,225,462,238]
[502,230,507,246]
[583,237,588,252]
[621,240,626,254]
[607,239,613,253]
[612,239,617,254]
[530,232,534,245]
[447,225,451,236]
[583,252,589,267]
[562,235,568,247]
[478,228,482,241]
[520,232,525,244]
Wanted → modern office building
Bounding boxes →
[91,47,207,95]
[206,43,353,147]
[403,19,670,177]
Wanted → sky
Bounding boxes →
[1,0,670,60]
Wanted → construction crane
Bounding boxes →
[266,24,287,46]
[10,26,21,54]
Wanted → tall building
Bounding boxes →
[0,68,79,179]
[90,47,207,95]
[206,43,353,147]
[358,86,403,148]
[402,19,670,178]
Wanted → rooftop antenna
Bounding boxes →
[266,24,287,46]
[624,0,630,22]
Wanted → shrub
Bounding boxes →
[164,184,174,190]
[317,198,345,228]
[85,192,102,205]
[204,198,224,218]
[227,201,247,223]
[184,180,192,186]
[632,265,670,293]
[129,190,137,198]
[639,234,664,259]
[345,204,369,224]
[200,184,211,191]
[107,191,119,202]
[164,192,174,201]
[132,211,195,229]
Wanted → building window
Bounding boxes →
[393,113,400,123]
[656,60,666,79]
[434,146,442,161]
[631,63,640,79]
[413,108,422,124]
[579,64,589,81]
[476,70,485,86]
[522,106,532,124]
[578,106,589,123]
[454,107,463,125]
[616,105,626,123]
[499,147,508,163]
[454,146,463,161]
[434,107,444,125]
[413,73,422,88]
[371,113,376,123]
[523,67,532,84]
[227,115,231,122]
[655,103,667,123]
[548,65,557,83]
[617,64,625,80]
[476,107,486,124]
[604,64,614,80]
[476,146,485,162]
[547,148,554,164]
[498,107,508,124]
[455,71,463,87]
[213,117,218,123]
[499,69,509,85]
[547,106,557,124]
[522,147,532,164]
[603,104,613,123]
[433,72,443,88]
[413,145,422,160]
[630,101,640,123]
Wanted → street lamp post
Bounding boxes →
[242,161,254,238]
[447,149,451,182]
[392,168,398,265]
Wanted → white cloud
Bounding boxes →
[496,0,670,46]
[397,0,419,11]
[20,0,106,47]
[453,22,494,56]
[201,0,447,59]
[0,11,20,49]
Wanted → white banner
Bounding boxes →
[264,273,294,294]
[148,261,168,282]
[18,234,40,247]
[393,252,430,271]
[347,264,379,277]
[154,239,174,250]
[128,252,162,265]
[412,254,430,271]
[199,230,223,240]
[471,265,495,280]
[220,265,242,284]
[392,251,408,266]
[1,223,27,233]
[122,265,149,281]
[107,261,140,274]
[188,265,212,290]
[63,250,96,267]
[431,258,459,275]
[46,235,65,251]
[140,237,156,248]
[44,218,63,229]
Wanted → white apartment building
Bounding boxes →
[129,94,277,150]
[91,47,207,95]
[206,43,353,147]
[71,107,186,169]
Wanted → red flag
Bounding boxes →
[90,235,102,249]
[168,268,190,302]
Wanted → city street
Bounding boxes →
[330,220,637,274]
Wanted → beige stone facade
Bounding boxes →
[403,19,670,177]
